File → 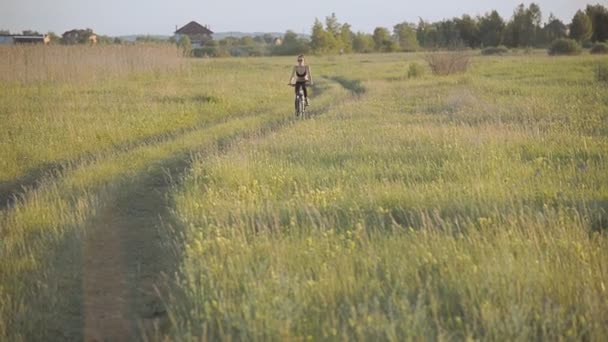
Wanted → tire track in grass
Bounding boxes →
[79,116,304,340]
[0,107,272,211]
[78,76,362,340]
[1,75,355,340]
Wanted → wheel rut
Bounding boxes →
[23,76,356,341]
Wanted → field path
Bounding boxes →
[78,76,363,340]
[7,76,357,341]
[81,152,191,341]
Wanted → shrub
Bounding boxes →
[590,43,608,55]
[424,52,471,76]
[481,46,509,55]
[548,39,582,56]
[407,62,425,78]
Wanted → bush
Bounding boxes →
[192,47,215,58]
[548,39,582,56]
[590,43,608,55]
[407,62,425,78]
[424,52,471,76]
[481,46,509,55]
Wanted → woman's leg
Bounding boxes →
[302,84,309,105]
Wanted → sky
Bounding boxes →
[2,0,606,36]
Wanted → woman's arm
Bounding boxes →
[288,66,296,84]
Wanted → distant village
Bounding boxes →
[0,21,218,46]
[0,20,292,57]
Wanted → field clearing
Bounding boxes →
[1,46,608,340]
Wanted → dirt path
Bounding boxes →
[22,77,353,341]
[81,154,191,341]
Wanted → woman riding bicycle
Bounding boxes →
[288,55,313,105]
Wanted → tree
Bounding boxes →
[0,29,10,35]
[240,36,255,47]
[311,18,336,53]
[61,28,95,44]
[455,15,480,48]
[393,22,419,51]
[177,35,192,56]
[478,10,505,47]
[325,13,341,37]
[22,30,41,36]
[46,32,60,44]
[586,4,608,42]
[505,3,543,47]
[339,23,354,53]
[542,14,567,45]
[570,10,593,43]
[436,19,462,48]
[263,33,274,44]
[352,32,374,53]
[272,30,310,56]
[373,27,396,52]
[417,19,440,49]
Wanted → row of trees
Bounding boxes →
[189,3,607,57]
[305,3,608,54]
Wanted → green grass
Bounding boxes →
[0,48,349,340]
[1,48,607,340]
[166,54,608,340]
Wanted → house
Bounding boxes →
[273,37,283,46]
[174,21,213,48]
[0,34,48,45]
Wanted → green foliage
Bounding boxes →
[541,14,568,45]
[548,38,582,55]
[373,27,397,52]
[479,11,505,47]
[46,32,60,44]
[271,31,310,56]
[407,62,425,78]
[394,22,419,51]
[570,10,593,43]
[352,32,374,53]
[481,45,509,55]
[177,35,192,57]
[504,3,543,47]
[591,42,608,54]
[61,28,95,45]
[310,14,353,54]
[586,4,608,42]
[455,14,480,48]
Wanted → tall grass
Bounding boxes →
[0,44,182,84]
[0,51,349,340]
[166,54,608,340]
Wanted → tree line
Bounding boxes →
[302,3,608,55]
[3,3,606,56]
[193,3,608,57]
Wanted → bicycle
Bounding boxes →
[288,83,310,119]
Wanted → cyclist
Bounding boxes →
[288,54,313,106]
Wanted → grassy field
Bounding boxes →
[1,46,607,340]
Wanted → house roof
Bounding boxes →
[175,21,213,35]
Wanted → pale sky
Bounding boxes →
[2,0,606,36]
